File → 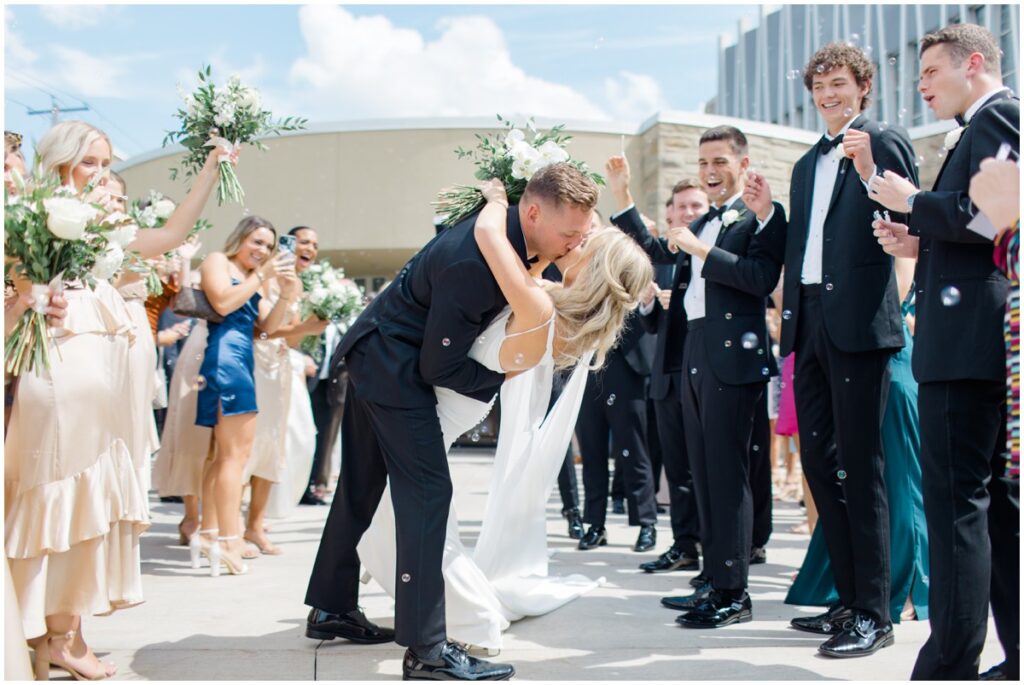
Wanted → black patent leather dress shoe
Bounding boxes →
[403,642,515,681]
[818,614,894,658]
[611,498,626,515]
[676,591,752,628]
[660,581,712,611]
[577,525,607,550]
[749,546,767,564]
[634,524,657,552]
[790,604,855,635]
[639,546,700,573]
[689,569,709,588]
[300,491,329,506]
[306,608,395,644]
[562,507,584,540]
[980,661,1014,680]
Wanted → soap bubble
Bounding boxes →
[192,375,207,391]
[940,285,961,307]
[782,309,793,320]
[441,337,451,347]
[607,393,616,406]
[741,332,759,350]
[888,56,898,65]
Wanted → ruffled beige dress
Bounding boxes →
[117,279,160,498]
[241,286,290,484]
[152,320,211,497]
[5,281,150,639]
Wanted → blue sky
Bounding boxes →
[5,4,764,160]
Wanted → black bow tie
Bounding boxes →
[527,255,540,265]
[705,205,728,223]
[818,133,844,155]
[954,114,967,127]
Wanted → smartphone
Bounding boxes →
[278,235,297,254]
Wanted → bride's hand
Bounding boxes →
[479,179,508,207]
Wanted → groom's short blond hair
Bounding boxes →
[522,162,599,210]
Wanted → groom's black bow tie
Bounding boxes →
[705,205,728,223]
[954,114,967,127]
[527,255,540,265]
[818,133,844,155]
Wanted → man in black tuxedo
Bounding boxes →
[608,126,785,628]
[305,163,598,681]
[745,42,917,657]
[575,305,659,553]
[868,23,1019,680]
[636,180,708,575]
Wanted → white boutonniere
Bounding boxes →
[944,126,965,151]
[722,209,744,227]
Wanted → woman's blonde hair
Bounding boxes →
[542,227,653,370]
[223,215,276,258]
[34,121,112,184]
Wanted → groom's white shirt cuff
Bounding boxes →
[639,299,656,316]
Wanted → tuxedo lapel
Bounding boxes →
[933,90,1016,189]
[822,116,863,219]
[715,199,749,247]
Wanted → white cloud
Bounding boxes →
[604,71,671,121]
[38,4,108,30]
[286,5,607,121]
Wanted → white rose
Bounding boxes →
[238,87,261,111]
[153,198,176,219]
[538,140,569,165]
[107,224,139,248]
[91,244,124,281]
[722,209,741,226]
[309,286,329,305]
[944,126,964,151]
[43,197,97,240]
[504,128,526,149]
[308,264,323,274]
[139,206,158,228]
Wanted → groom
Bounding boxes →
[305,162,598,680]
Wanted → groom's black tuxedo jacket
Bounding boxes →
[329,206,526,408]
[758,115,915,357]
[613,200,784,385]
[908,90,1018,383]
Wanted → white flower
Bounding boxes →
[107,224,139,248]
[101,211,132,226]
[43,197,97,240]
[138,206,159,228]
[91,244,124,281]
[537,140,570,165]
[944,126,964,150]
[309,286,329,305]
[308,263,323,274]
[153,198,176,219]
[238,87,261,111]
[504,128,526,149]
[722,209,741,226]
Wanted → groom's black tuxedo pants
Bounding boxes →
[305,374,451,649]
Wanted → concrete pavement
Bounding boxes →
[71,450,1004,681]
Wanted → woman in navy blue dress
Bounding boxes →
[194,216,300,575]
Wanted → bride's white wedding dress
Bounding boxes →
[357,306,601,649]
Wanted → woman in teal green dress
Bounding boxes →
[786,277,929,622]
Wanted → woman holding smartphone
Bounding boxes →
[193,216,299,576]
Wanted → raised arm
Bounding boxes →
[199,251,288,317]
[126,149,235,259]
[475,180,554,323]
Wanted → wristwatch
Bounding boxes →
[906,191,919,213]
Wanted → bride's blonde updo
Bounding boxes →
[542,227,653,370]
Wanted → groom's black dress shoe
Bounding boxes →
[980,661,1014,680]
[790,604,854,635]
[817,613,894,658]
[639,546,699,573]
[403,642,515,681]
[306,608,395,644]
[562,507,584,540]
[577,525,607,550]
[634,525,657,552]
[300,491,329,506]
[676,591,752,628]
[660,581,712,611]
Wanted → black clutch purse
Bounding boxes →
[172,287,224,324]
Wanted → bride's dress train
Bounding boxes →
[356,308,601,649]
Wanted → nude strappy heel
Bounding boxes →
[34,629,116,681]
[216,535,249,576]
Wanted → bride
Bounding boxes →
[357,180,653,649]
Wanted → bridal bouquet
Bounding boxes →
[4,172,120,375]
[433,114,604,226]
[163,65,307,205]
[297,261,364,362]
